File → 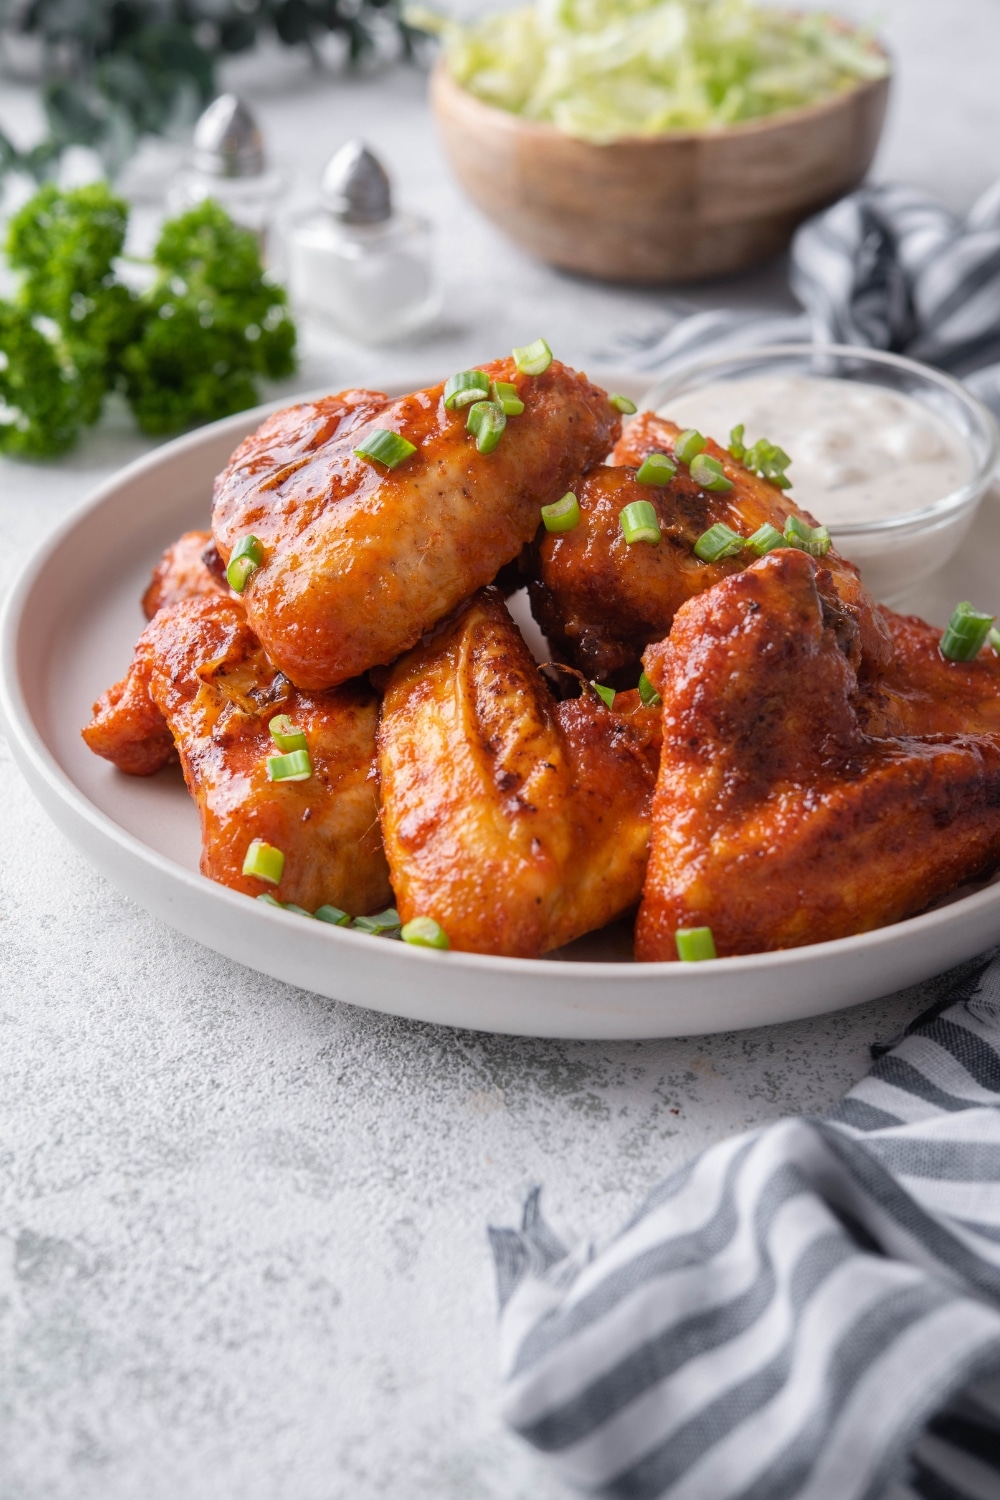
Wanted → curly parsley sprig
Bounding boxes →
[0,184,297,460]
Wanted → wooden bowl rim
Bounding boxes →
[430,35,891,150]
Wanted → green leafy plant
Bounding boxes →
[0,181,297,458]
[0,0,423,184]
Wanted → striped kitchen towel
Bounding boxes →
[608,180,1000,417]
[489,952,1000,1499]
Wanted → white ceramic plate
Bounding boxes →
[4,383,1000,1040]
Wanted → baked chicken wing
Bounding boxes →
[636,548,1000,961]
[378,587,658,957]
[142,529,233,619]
[530,412,891,683]
[82,595,391,915]
[211,359,620,690]
[861,607,1000,738]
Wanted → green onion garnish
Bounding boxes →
[783,514,831,557]
[226,534,264,593]
[466,400,507,454]
[268,714,307,753]
[638,670,662,708]
[635,452,677,486]
[353,907,402,935]
[940,602,996,661]
[353,428,417,470]
[401,916,451,950]
[315,904,352,926]
[512,338,553,376]
[690,454,734,493]
[283,903,315,918]
[610,393,637,414]
[491,380,525,416]
[444,370,490,409]
[744,522,786,557]
[728,423,746,462]
[745,438,792,489]
[694,522,744,562]
[320,900,355,924]
[989,627,1000,656]
[267,748,312,782]
[591,681,616,708]
[541,491,580,533]
[619,500,661,545]
[242,838,284,885]
[256,893,285,908]
[674,429,706,465]
[675,926,717,962]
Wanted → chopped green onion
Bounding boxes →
[744,522,786,557]
[591,681,617,708]
[610,393,637,414]
[283,903,315,918]
[783,514,831,557]
[694,522,744,562]
[690,454,734,493]
[401,916,451,950]
[353,907,402,936]
[268,714,307,753]
[637,670,662,708]
[466,400,507,454]
[989,627,1000,656]
[728,423,747,462]
[619,500,660,545]
[315,904,352,926]
[745,437,793,489]
[491,380,525,416]
[444,369,490,409]
[226,534,263,593]
[674,429,706,465]
[675,926,717,962]
[353,428,417,469]
[635,451,677,486]
[256,893,285,908]
[242,838,285,885]
[512,338,553,376]
[267,748,312,782]
[541,491,580,533]
[940,601,996,662]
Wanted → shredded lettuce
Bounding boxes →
[414,0,887,142]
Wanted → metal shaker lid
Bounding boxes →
[192,94,265,178]
[320,141,392,225]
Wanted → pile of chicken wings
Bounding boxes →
[82,354,1000,962]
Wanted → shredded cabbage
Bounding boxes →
[414,0,887,142]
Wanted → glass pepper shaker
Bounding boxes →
[283,141,440,344]
[167,94,285,245]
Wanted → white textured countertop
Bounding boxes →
[3,3,1000,1495]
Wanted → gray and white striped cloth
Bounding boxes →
[490,952,1000,1499]
[607,180,1000,417]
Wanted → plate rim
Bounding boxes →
[4,392,1000,1031]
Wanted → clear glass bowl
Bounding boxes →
[639,344,999,607]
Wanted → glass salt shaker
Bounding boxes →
[283,141,440,344]
[167,94,285,244]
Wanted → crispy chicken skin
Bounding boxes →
[82,596,391,914]
[211,359,621,691]
[530,412,892,683]
[378,587,658,957]
[142,529,233,619]
[860,607,1000,738]
[636,549,1000,961]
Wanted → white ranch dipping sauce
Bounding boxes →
[662,374,971,526]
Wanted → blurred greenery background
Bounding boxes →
[0,0,421,186]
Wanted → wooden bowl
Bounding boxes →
[430,54,890,284]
